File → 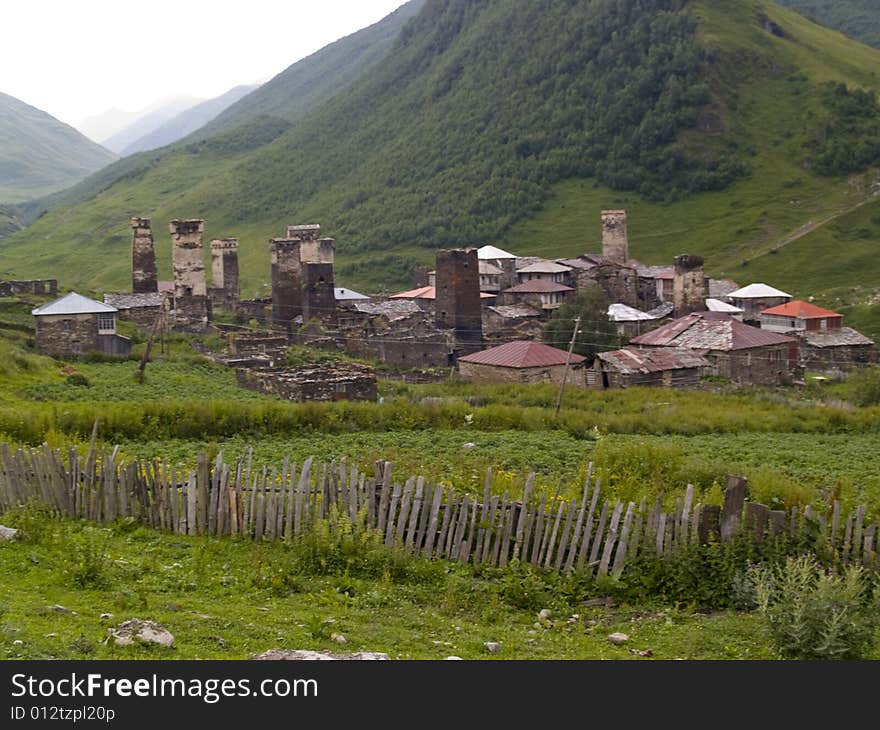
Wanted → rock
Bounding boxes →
[527,630,537,636]
[0,525,19,541]
[484,642,502,654]
[445,656,463,660]
[630,648,653,657]
[164,603,181,612]
[607,632,629,645]
[462,442,476,451]
[100,613,113,620]
[209,636,226,646]
[255,649,389,661]
[330,633,347,644]
[44,633,57,638]
[50,604,71,613]
[107,619,174,648]
[12,640,23,646]
[538,609,553,621]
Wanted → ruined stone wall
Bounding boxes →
[0,279,58,297]
[34,314,99,358]
[270,238,302,330]
[210,238,240,312]
[672,255,708,317]
[709,345,798,386]
[235,363,377,402]
[117,305,165,332]
[583,264,638,307]
[434,248,483,344]
[131,217,158,294]
[799,343,879,373]
[286,224,321,241]
[237,298,272,326]
[169,219,208,331]
[601,210,629,263]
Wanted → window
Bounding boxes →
[97,315,115,334]
[62,320,73,332]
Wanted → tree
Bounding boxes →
[543,286,619,360]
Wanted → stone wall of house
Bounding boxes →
[34,314,99,358]
[800,343,878,373]
[237,298,272,326]
[0,280,58,297]
[235,363,377,402]
[458,361,575,385]
[210,239,239,312]
[581,264,638,307]
[117,305,164,331]
[131,217,158,294]
[301,262,337,327]
[673,255,708,316]
[709,344,799,386]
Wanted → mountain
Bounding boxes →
[119,85,259,156]
[3,0,880,337]
[778,1,880,49]
[77,107,142,144]
[0,204,21,239]
[100,96,202,154]
[0,92,116,203]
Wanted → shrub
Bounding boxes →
[752,555,879,660]
[65,373,90,387]
[848,366,880,407]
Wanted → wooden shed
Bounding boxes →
[587,347,710,389]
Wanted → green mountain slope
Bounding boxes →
[778,1,880,49]
[2,0,880,340]
[0,92,116,203]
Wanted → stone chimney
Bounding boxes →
[131,217,158,294]
[673,254,708,317]
[169,219,208,330]
[435,248,482,346]
[601,210,629,263]
[210,238,240,312]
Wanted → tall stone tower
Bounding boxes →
[270,238,302,331]
[131,217,158,294]
[435,248,482,346]
[210,238,240,312]
[673,254,708,317]
[169,219,208,330]
[301,236,337,327]
[601,210,629,263]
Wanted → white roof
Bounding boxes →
[477,244,516,260]
[727,283,791,299]
[334,287,369,301]
[607,303,656,322]
[705,298,743,313]
[517,260,572,274]
[32,292,117,316]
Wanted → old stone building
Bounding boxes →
[0,279,57,297]
[32,292,131,358]
[270,238,303,331]
[236,362,377,402]
[458,340,585,385]
[725,283,791,324]
[103,292,168,332]
[631,311,800,386]
[131,217,158,294]
[209,238,240,313]
[169,219,208,331]
[672,255,708,317]
[434,248,483,347]
[501,280,574,312]
[601,210,629,263]
[483,304,544,343]
[587,347,710,389]
[477,245,518,290]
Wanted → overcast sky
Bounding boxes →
[2,0,410,128]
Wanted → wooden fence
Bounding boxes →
[0,443,876,574]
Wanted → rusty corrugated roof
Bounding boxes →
[631,312,795,351]
[459,340,586,368]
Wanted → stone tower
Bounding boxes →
[435,248,482,346]
[287,224,322,241]
[673,254,708,317]
[210,238,240,312]
[601,210,629,263]
[301,236,337,327]
[169,219,208,330]
[131,217,158,294]
[270,238,302,331]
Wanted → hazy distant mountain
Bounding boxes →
[100,96,202,154]
[119,85,258,156]
[0,91,116,203]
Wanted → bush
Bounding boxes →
[752,555,879,660]
[848,366,880,407]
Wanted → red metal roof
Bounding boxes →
[630,312,795,351]
[760,300,842,319]
[503,280,574,294]
[459,340,586,368]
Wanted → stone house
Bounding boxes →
[458,340,585,385]
[483,304,544,343]
[630,311,800,386]
[607,303,665,339]
[725,283,791,324]
[501,280,573,312]
[103,292,169,332]
[516,260,572,286]
[32,292,131,358]
[236,362,377,402]
[586,347,710,389]
[759,300,842,333]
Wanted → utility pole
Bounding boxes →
[554,315,581,419]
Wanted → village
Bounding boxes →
[10,209,875,403]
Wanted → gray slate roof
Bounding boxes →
[104,292,165,309]
[800,327,876,348]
